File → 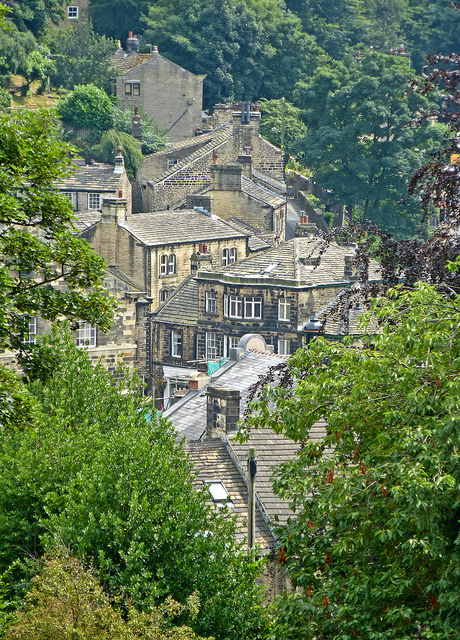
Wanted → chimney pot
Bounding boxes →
[153,45,158,52]
[128,31,133,38]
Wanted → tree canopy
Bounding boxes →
[0,330,268,640]
[242,283,460,639]
[292,52,443,236]
[0,109,114,350]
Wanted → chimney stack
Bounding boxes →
[205,385,241,439]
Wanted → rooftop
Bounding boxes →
[120,209,248,247]
[55,165,124,192]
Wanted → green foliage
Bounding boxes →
[90,0,150,43]
[20,47,55,94]
[46,21,118,92]
[293,53,443,236]
[0,87,10,110]
[0,330,268,640]
[0,27,37,87]
[243,283,460,639]
[111,106,165,155]
[8,0,65,37]
[259,98,306,153]
[0,109,114,350]
[4,550,210,640]
[48,21,117,92]
[91,129,143,177]
[57,84,113,132]
[142,0,323,107]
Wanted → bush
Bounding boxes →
[57,84,113,133]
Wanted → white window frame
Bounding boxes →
[171,330,182,358]
[168,254,176,274]
[167,158,178,169]
[278,338,290,355]
[160,288,169,302]
[229,247,237,263]
[224,294,243,319]
[160,255,168,275]
[62,191,75,208]
[278,297,291,322]
[22,315,37,344]
[206,332,223,360]
[67,5,78,18]
[76,321,97,348]
[205,291,218,314]
[244,296,262,319]
[88,193,101,210]
[228,336,239,350]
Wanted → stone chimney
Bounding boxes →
[344,254,360,282]
[113,146,125,175]
[132,107,142,140]
[232,101,261,155]
[295,214,319,238]
[237,153,252,178]
[205,385,241,439]
[126,31,140,54]
[210,164,243,191]
[100,198,127,266]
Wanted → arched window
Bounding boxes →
[168,254,176,274]
[160,289,169,303]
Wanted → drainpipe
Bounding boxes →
[248,447,257,551]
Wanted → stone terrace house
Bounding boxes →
[0,266,150,384]
[163,336,328,600]
[77,200,253,310]
[137,102,287,242]
[111,39,205,142]
[150,237,381,369]
[54,152,132,215]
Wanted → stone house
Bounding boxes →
[150,236,381,371]
[137,103,286,228]
[0,266,150,384]
[163,336,327,600]
[111,39,206,142]
[59,0,89,25]
[54,152,132,216]
[77,200,252,310]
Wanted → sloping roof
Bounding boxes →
[166,349,288,441]
[161,130,222,154]
[111,49,150,73]
[119,209,247,246]
[252,166,287,194]
[184,439,275,550]
[226,218,271,252]
[72,211,101,233]
[152,277,200,324]
[55,165,122,192]
[199,238,381,287]
[241,175,286,209]
[147,124,233,184]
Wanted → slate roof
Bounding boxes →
[184,439,275,550]
[198,238,381,287]
[252,167,287,194]
[72,211,101,233]
[55,165,122,192]
[317,290,379,336]
[111,49,151,73]
[225,218,271,252]
[119,209,247,247]
[147,124,233,184]
[161,130,221,154]
[152,277,200,324]
[165,349,289,441]
[166,348,327,530]
[241,175,286,209]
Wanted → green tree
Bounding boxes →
[259,98,307,153]
[0,108,114,350]
[242,283,460,639]
[142,0,323,107]
[4,550,210,640]
[46,21,117,92]
[89,0,150,44]
[8,0,65,37]
[0,330,268,640]
[91,129,144,177]
[293,53,443,236]
[57,83,114,134]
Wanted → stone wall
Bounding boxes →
[116,51,205,142]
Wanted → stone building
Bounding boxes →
[60,0,89,25]
[54,152,132,215]
[150,236,381,370]
[163,337,327,600]
[137,103,286,234]
[0,267,150,384]
[78,200,253,310]
[111,39,205,142]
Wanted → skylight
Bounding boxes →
[208,482,230,505]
